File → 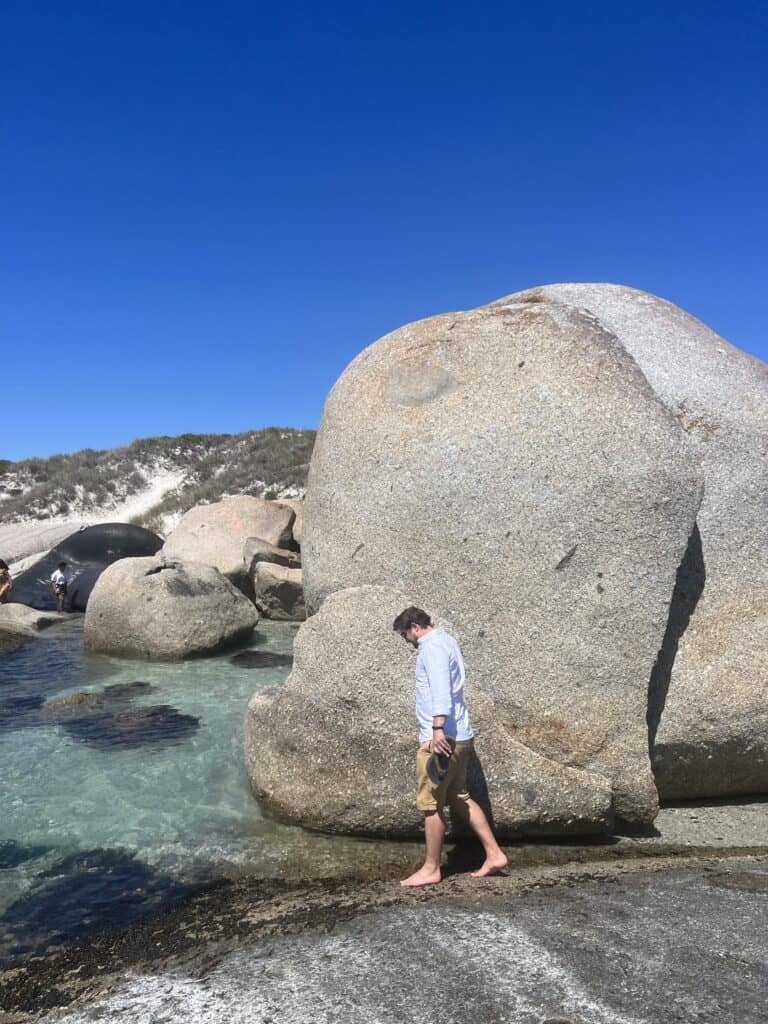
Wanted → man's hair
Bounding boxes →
[392,606,432,633]
[57,561,67,569]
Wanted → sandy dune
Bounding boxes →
[0,470,183,571]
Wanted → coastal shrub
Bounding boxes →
[0,427,315,524]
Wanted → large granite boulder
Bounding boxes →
[246,586,613,837]
[161,497,296,596]
[8,523,163,611]
[85,556,258,659]
[300,302,703,826]
[490,284,768,799]
[251,562,305,621]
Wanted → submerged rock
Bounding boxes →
[60,704,200,750]
[43,681,157,713]
[85,557,258,659]
[41,680,198,750]
[229,650,293,669]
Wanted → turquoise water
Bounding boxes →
[0,620,318,959]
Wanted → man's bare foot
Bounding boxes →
[400,866,441,888]
[470,852,509,878]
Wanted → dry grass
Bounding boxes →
[0,428,315,524]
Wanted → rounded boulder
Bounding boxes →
[85,556,258,659]
[302,301,703,826]
[161,497,296,596]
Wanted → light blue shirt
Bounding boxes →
[415,627,474,743]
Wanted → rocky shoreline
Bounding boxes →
[2,801,767,1023]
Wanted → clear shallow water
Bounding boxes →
[0,619,407,961]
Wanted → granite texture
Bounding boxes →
[300,302,703,825]
[245,585,613,837]
[84,556,257,659]
[161,497,296,596]
[491,284,768,799]
[251,562,305,621]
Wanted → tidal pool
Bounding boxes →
[0,619,414,962]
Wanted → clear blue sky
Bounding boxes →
[3,1,766,461]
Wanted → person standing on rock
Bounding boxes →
[393,606,508,887]
[50,561,73,613]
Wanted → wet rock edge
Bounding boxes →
[2,846,767,1022]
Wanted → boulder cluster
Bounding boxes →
[84,497,304,659]
[246,284,767,837]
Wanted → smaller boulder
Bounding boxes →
[244,536,301,573]
[252,562,305,621]
[280,499,304,547]
[161,497,296,595]
[0,604,64,635]
[84,557,258,659]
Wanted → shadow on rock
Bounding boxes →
[647,522,706,752]
[41,681,198,750]
[0,840,53,870]
[0,847,198,964]
[229,650,293,669]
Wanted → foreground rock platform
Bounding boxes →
[8,844,767,1024]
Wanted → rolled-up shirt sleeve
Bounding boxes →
[421,642,453,718]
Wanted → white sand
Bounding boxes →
[0,469,184,571]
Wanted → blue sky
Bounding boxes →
[3,1,766,460]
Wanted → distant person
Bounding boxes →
[0,560,12,603]
[393,606,508,887]
[50,561,74,613]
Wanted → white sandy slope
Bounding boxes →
[0,469,184,573]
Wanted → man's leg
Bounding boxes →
[400,808,445,887]
[449,797,508,877]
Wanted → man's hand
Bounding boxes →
[431,728,453,757]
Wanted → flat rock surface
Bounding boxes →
[32,854,768,1024]
[0,605,65,635]
[3,803,768,1023]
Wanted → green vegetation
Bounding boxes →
[0,428,315,525]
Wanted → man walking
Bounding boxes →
[393,606,508,887]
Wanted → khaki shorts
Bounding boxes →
[415,738,473,813]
